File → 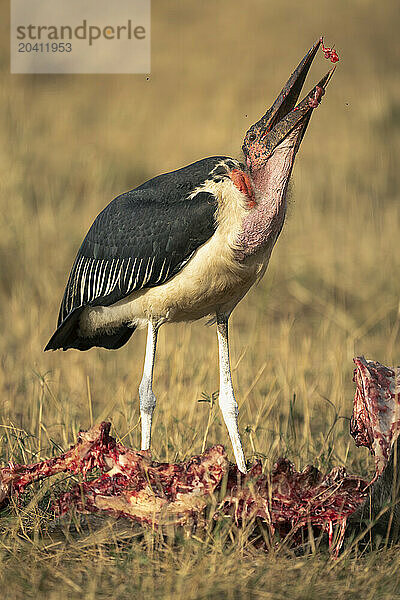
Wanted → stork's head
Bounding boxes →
[242,39,335,191]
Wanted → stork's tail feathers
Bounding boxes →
[45,308,136,351]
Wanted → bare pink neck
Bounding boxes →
[237,142,296,257]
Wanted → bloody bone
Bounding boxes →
[1,356,400,551]
[0,421,367,548]
[0,432,367,543]
[351,357,400,476]
[0,427,368,552]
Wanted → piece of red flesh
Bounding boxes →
[320,37,340,63]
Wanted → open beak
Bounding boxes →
[243,39,335,166]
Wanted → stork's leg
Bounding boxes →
[216,314,247,473]
[139,321,159,451]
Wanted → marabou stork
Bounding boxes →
[46,39,335,473]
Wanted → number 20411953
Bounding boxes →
[18,42,72,52]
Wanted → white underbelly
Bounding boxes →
[79,234,271,337]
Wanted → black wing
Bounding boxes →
[46,156,227,351]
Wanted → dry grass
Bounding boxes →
[0,0,400,597]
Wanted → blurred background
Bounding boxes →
[0,0,399,477]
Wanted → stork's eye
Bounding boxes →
[248,133,256,143]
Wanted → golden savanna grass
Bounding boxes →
[1,0,400,597]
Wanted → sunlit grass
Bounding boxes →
[0,0,399,597]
